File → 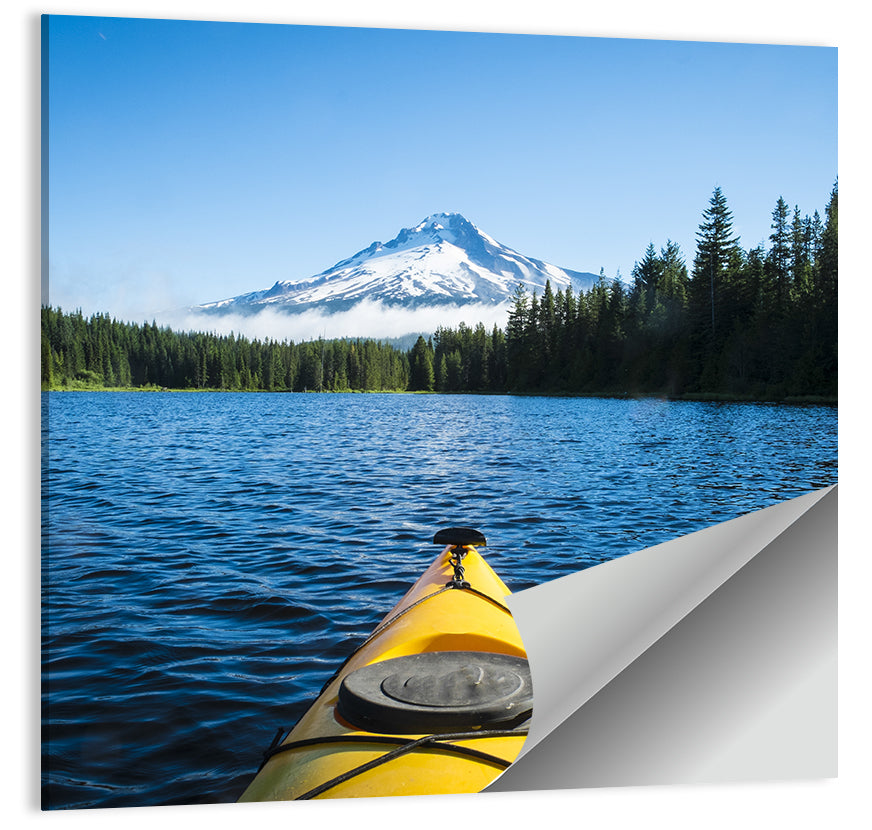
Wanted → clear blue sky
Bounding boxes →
[44,13,837,328]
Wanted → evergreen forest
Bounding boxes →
[42,184,838,402]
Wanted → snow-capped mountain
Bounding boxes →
[196,212,599,314]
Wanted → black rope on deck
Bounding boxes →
[264,729,528,800]
[309,579,513,704]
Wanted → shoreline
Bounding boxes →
[41,385,838,406]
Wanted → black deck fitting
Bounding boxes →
[433,527,487,547]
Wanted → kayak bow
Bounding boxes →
[238,527,532,801]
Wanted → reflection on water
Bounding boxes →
[42,392,837,808]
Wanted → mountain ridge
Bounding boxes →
[196,212,599,315]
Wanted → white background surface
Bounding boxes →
[10,2,867,828]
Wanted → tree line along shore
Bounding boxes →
[42,184,837,403]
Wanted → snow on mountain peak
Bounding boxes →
[195,213,598,315]
[413,211,463,232]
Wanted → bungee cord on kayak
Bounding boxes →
[258,728,530,800]
[291,730,530,800]
[308,579,515,706]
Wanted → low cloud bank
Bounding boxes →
[154,300,512,343]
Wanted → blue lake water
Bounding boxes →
[41,391,838,809]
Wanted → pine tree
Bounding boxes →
[817,180,838,388]
[408,335,435,391]
[791,206,812,299]
[659,240,688,308]
[489,325,507,391]
[819,180,838,306]
[691,186,742,339]
[767,196,791,309]
[632,243,663,306]
[506,283,530,389]
[41,329,52,387]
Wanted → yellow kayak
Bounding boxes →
[238,528,532,801]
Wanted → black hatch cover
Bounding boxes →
[337,651,532,734]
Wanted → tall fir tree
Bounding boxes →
[408,335,435,391]
[632,242,663,306]
[505,283,530,389]
[767,196,792,310]
[691,186,742,339]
